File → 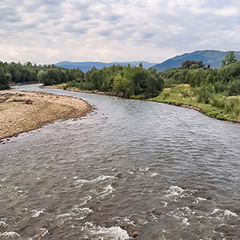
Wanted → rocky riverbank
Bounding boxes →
[0,90,91,140]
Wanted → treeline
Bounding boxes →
[160,53,240,97]
[1,51,239,103]
[65,64,164,98]
[0,61,164,98]
[0,61,74,90]
[153,51,240,121]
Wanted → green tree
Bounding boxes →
[221,51,238,66]
[113,74,134,98]
[182,60,205,69]
[227,79,240,96]
[37,70,47,83]
[0,71,11,90]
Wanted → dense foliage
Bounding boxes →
[181,60,205,69]
[0,62,11,90]
[0,61,81,89]
[0,61,163,98]
[160,60,240,96]
[1,51,239,115]
[152,53,240,122]
[65,64,164,98]
[221,51,238,67]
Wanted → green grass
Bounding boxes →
[149,85,240,123]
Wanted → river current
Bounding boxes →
[0,84,240,239]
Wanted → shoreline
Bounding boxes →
[48,86,240,124]
[150,99,240,124]
[0,90,92,141]
[43,85,120,97]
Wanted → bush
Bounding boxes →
[195,85,215,104]
[224,97,240,115]
[227,78,240,96]
[210,94,226,109]
[0,71,11,89]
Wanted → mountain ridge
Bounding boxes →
[55,50,240,72]
[153,50,240,71]
[55,61,156,72]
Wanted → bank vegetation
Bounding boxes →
[150,52,240,122]
[1,51,239,123]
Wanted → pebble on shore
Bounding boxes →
[0,90,92,140]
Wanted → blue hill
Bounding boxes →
[153,50,240,71]
[55,61,156,72]
[55,50,240,72]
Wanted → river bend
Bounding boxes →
[0,84,240,239]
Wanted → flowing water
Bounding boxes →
[0,84,240,239]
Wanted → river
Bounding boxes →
[0,84,240,239]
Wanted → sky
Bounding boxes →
[1,0,240,64]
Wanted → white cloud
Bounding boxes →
[0,0,239,64]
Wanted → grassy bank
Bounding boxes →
[149,85,240,123]
[52,83,240,123]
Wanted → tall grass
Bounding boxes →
[150,85,240,122]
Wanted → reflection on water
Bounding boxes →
[0,84,240,239]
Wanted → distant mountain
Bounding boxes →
[55,61,156,72]
[153,50,240,71]
[55,50,240,72]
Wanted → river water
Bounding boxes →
[0,84,240,240]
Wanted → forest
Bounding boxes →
[151,51,240,122]
[0,61,75,90]
[0,61,164,98]
[63,64,164,98]
[1,51,240,121]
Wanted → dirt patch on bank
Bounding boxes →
[0,90,91,140]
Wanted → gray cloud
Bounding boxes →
[0,0,239,63]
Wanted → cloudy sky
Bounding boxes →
[1,0,240,64]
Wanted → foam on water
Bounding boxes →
[151,213,161,222]
[57,206,93,222]
[0,221,7,227]
[74,175,115,187]
[193,197,207,205]
[2,84,240,239]
[124,217,136,226]
[162,201,168,208]
[84,222,130,240]
[80,195,92,206]
[182,217,190,226]
[1,177,7,182]
[224,209,238,217]
[138,167,158,178]
[163,185,185,199]
[27,227,49,240]
[150,172,158,177]
[39,228,49,237]
[99,184,114,197]
[0,231,20,238]
[32,209,45,218]
[211,208,238,220]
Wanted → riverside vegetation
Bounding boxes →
[150,51,240,122]
[0,61,164,99]
[0,51,240,122]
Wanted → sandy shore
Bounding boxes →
[0,90,91,140]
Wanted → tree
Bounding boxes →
[37,70,47,84]
[221,51,238,67]
[113,74,134,98]
[0,71,11,90]
[181,60,205,69]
